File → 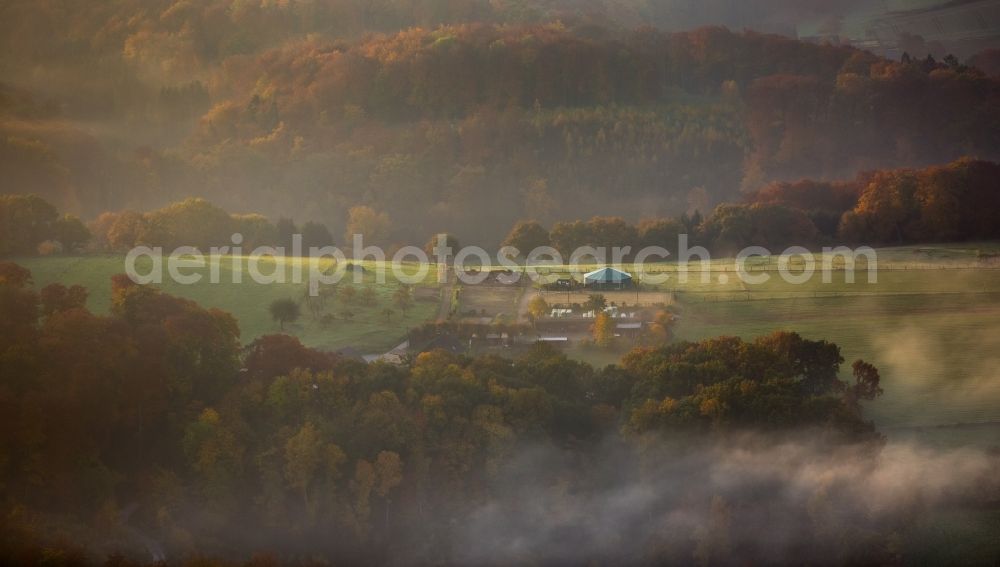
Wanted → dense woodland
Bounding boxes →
[2,1,1000,244]
[0,261,938,564]
[503,157,1000,255]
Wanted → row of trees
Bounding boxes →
[839,158,1000,244]
[501,209,817,256]
[88,197,341,252]
[9,154,998,262]
[499,157,1000,255]
[502,214,702,256]
[0,194,405,256]
[0,261,886,562]
[741,157,1000,246]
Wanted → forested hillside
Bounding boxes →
[2,1,999,245]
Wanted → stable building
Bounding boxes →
[616,322,643,339]
[583,267,633,289]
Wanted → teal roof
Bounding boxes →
[583,267,632,282]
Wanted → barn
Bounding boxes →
[583,267,633,289]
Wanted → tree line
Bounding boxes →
[1,195,355,256]
[742,157,1000,248]
[500,157,1000,255]
[7,155,998,262]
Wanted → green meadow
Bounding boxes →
[667,249,1000,445]
[15,255,440,354]
[673,292,1000,427]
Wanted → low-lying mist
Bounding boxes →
[441,433,999,565]
[128,432,998,565]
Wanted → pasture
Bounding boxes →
[455,285,522,321]
[673,275,1000,445]
[15,255,439,353]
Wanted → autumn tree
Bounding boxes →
[103,211,150,250]
[839,159,1000,244]
[352,459,376,533]
[39,283,88,316]
[527,295,549,320]
[592,312,614,347]
[284,422,325,509]
[183,408,245,505]
[145,197,235,249]
[346,206,391,246]
[373,450,403,529]
[502,220,550,254]
[641,310,674,345]
[243,334,340,380]
[0,261,32,287]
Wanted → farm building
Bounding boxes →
[419,334,466,355]
[536,336,569,347]
[616,322,643,339]
[584,267,633,289]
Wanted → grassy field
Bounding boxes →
[673,292,1000,426]
[671,265,1000,446]
[15,255,439,353]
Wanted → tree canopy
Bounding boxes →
[0,262,896,563]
